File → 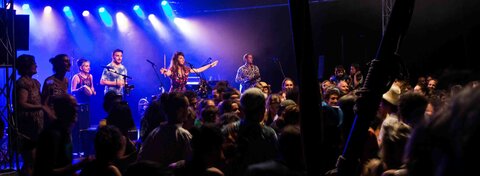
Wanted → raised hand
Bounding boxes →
[210,60,219,67]
[160,68,167,74]
[160,68,171,76]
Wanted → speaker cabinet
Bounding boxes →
[0,9,29,66]
[72,104,90,153]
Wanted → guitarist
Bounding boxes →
[235,53,261,93]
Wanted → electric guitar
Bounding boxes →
[244,75,261,85]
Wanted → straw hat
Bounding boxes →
[382,84,401,105]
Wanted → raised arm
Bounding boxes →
[191,60,218,73]
[160,68,173,77]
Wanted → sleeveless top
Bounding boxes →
[74,73,92,103]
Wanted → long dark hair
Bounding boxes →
[169,51,186,73]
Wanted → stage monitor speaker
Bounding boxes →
[72,104,90,153]
[0,9,30,66]
[80,128,96,156]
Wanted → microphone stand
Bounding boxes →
[187,63,211,98]
[273,57,286,79]
[148,62,166,94]
[106,68,133,98]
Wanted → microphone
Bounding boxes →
[101,65,114,70]
[146,59,157,66]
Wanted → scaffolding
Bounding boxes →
[1,0,19,171]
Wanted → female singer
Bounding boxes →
[160,51,218,92]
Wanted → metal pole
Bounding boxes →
[288,0,324,175]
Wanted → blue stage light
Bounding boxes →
[161,1,175,21]
[133,5,146,19]
[99,7,113,27]
[63,6,75,21]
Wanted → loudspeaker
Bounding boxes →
[80,128,96,156]
[72,104,90,153]
[0,9,29,66]
[78,128,138,156]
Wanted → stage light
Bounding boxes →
[63,6,75,21]
[99,7,113,27]
[116,12,129,32]
[161,1,175,21]
[174,17,195,37]
[148,14,170,41]
[22,4,30,10]
[82,10,90,17]
[44,6,52,14]
[148,14,155,21]
[20,4,34,15]
[133,5,146,19]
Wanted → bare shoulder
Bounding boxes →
[206,167,224,176]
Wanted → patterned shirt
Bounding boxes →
[101,63,127,95]
[16,76,44,143]
[169,66,191,92]
[42,75,69,104]
[235,64,261,93]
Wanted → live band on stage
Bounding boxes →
[40,49,262,127]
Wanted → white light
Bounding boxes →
[116,12,129,32]
[44,6,52,14]
[148,14,155,21]
[148,14,170,41]
[82,10,90,17]
[174,17,188,26]
[174,18,198,39]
